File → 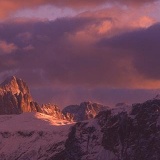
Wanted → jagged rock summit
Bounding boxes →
[0,76,40,114]
[0,76,74,121]
[0,76,30,95]
[0,76,109,122]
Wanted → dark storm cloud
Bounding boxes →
[99,23,160,80]
[0,17,94,84]
[0,17,137,88]
[0,16,160,90]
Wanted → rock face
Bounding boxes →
[62,101,108,121]
[0,76,41,114]
[0,76,106,121]
[52,98,160,160]
[0,76,74,122]
[41,103,74,121]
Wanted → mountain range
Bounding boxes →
[0,76,159,160]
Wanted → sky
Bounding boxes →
[0,0,160,108]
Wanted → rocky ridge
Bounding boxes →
[62,101,108,121]
[0,76,39,114]
[0,76,107,122]
[51,98,160,160]
[0,76,73,121]
[0,76,160,160]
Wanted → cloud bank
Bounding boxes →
[0,0,158,18]
[0,15,159,89]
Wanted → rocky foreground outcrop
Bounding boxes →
[51,98,160,160]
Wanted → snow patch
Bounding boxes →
[0,112,74,132]
[0,112,74,160]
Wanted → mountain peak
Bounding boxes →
[115,102,128,107]
[0,76,35,114]
[63,101,108,121]
[1,76,17,85]
[0,76,29,95]
[0,76,74,121]
[80,101,92,106]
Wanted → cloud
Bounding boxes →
[0,0,158,18]
[131,16,155,28]
[99,23,160,81]
[0,40,17,54]
[0,16,159,90]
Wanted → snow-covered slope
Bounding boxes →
[0,113,74,160]
[0,98,160,160]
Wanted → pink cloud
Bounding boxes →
[0,0,158,18]
[0,40,17,54]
